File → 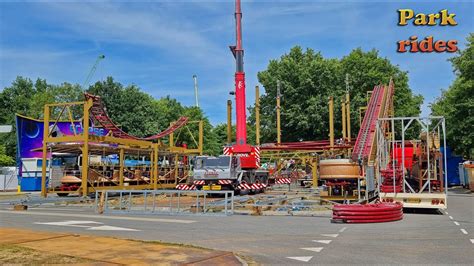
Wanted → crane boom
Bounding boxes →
[231,0,250,152]
[82,54,105,91]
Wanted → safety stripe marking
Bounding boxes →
[300,247,323,253]
[312,240,332,244]
[339,227,347,233]
[449,216,453,220]
[321,234,338,238]
[461,229,468,235]
[470,239,474,244]
[286,256,312,262]
[454,221,460,226]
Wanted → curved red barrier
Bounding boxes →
[332,202,403,223]
[85,93,188,140]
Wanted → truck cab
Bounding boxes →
[193,155,240,181]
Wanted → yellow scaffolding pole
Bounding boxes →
[312,159,318,189]
[341,98,346,140]
[81,99,92,196]
[41,105,49,198]
[346,93,351,142]
[119,148,124,187]
[329,96,334,149]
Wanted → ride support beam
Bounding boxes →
[81,99,92,197]
[346,92,351,142]
[199,120,204,155]
[41,105,49,198]
[119,148,124,188]
[312,159,318,189]
[153,145,159,190]
[342,98,346,140]
[174,154,179,184]
[329,96,334,149]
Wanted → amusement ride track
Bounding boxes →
[85,93,188,140]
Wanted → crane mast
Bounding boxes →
[230,0,250,153]
[82,54,105,91]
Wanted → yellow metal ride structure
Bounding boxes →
[40,95,203,197]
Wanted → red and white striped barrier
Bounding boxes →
[238,183,267,190]
[193,180,205,185]
[218,180,233,185]
[223,146,232,155]
[275,178,291,184]
[254,146,261,168]
[176,184,196,190]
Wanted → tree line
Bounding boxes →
[1,43,471,166]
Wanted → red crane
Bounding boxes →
[228,0,260,170]
[187,1,267,193]
[230,0,250,153]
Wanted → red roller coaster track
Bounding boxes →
[85,93,188,140]
[351,85,386,162]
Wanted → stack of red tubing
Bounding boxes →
[380,168,403,193]
[332,202,403,223]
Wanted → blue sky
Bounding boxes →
[0,0,472,125]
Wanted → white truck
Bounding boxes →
[192,155,269,194]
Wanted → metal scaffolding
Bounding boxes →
[40,97,203,197]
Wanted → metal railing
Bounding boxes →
[95,189,234,216]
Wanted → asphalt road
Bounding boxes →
[1,189,472,265]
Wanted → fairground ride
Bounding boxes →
[39,93,203,197]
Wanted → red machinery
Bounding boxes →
[225,0,259,169]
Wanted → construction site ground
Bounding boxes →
[0,228,244,265]
[0,187,472,265]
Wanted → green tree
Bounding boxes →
[0,145,15,166]
[431,34,474,158]
[87,77,222,154]
[0,77,82,158]
[251,46,423,143]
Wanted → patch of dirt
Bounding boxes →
[0,244,95,264]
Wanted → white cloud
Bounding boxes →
[39,2,227,64]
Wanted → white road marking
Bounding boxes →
[445,211,448,214]
[461,229,468,235]
[287,256,313,262]
[321,234,339,238]
[30,207,88,212]
[301,247,323,253]
[0,210,196,224]
[339,227,347,233]
[312,240,332,244]
[454,221,460,226]
[449,216,453,220]
[87,225,140,231]
[35,221,103,227]
[470,239,474,244]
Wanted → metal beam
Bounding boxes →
[329,96,334,149]
[41,105,49,198]
[346,93,351,142]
